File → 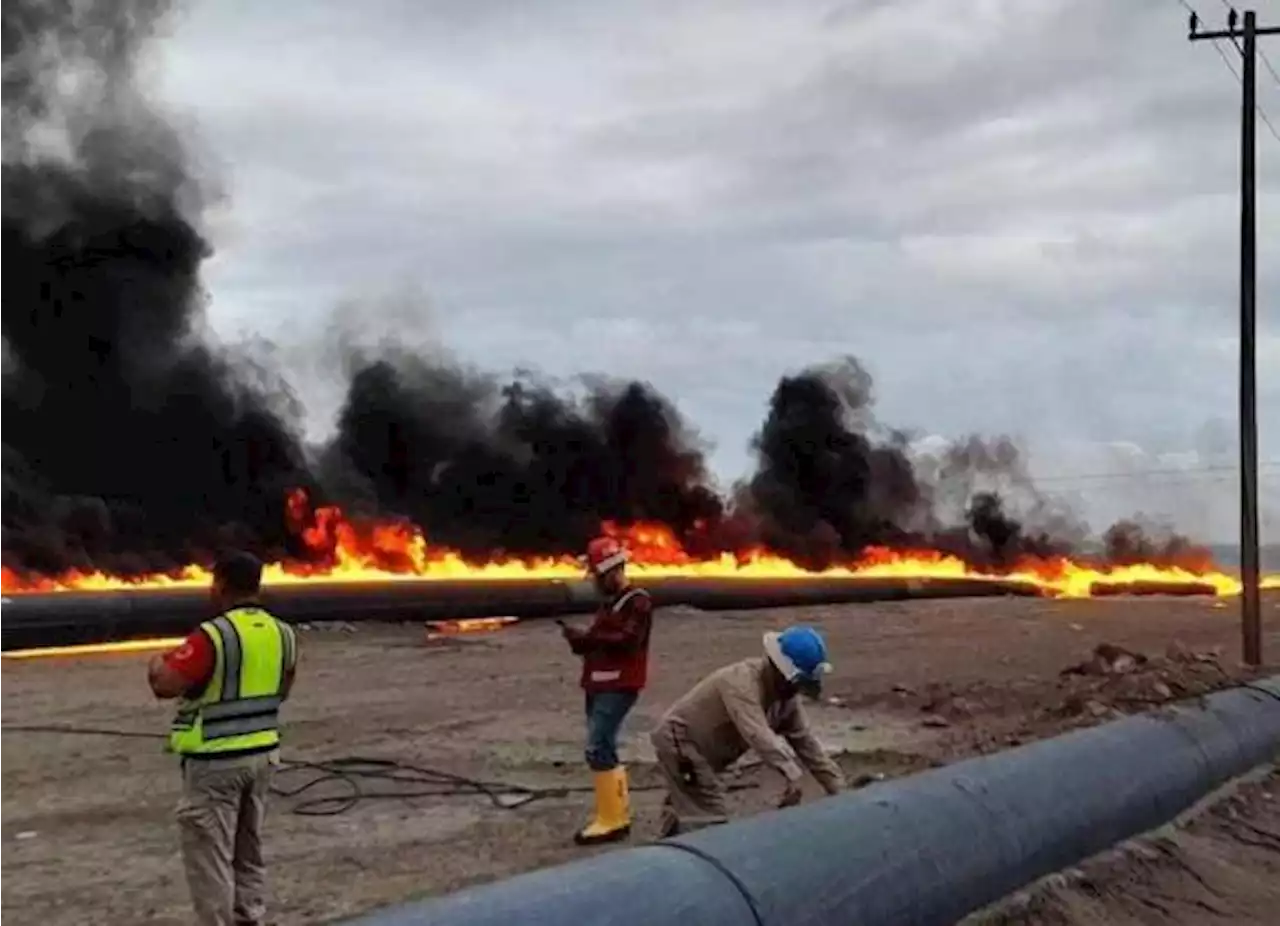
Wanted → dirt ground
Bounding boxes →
[971,769,1280,926]
[2,593,1279,925]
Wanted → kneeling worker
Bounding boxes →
[650,624,844,837]
[560,536,654,845]
[147,551,298,926]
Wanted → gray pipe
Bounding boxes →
[342,677,1280,926]
[0,576,1036,649]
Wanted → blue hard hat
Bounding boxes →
[763,625,832,682]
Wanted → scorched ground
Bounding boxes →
[3,595,1279,925]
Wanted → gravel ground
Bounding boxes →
[2,593,1278,925]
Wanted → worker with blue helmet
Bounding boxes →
[763,625,833,696]
[649,624,845,838]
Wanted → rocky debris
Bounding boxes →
[840,640,1267,761]
[304,621,358,634]
[1060,643,1147,677]
[918,691,979,721]
[661,605,708,618]
[1052,641,1246,718]
[1166,640,1226,665]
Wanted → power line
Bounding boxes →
[1215,0,1247,55]
[1218,0,1280,137]
[1179,0,1280,142]
[1045,461,1279,479]
[1206,24,1245,79]
[1186,5,1279,668]
[1042,474,1280,495]
[1258,44,1280,90]
[1029,461,1280,485]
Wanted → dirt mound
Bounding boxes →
[1052,641,1243,716]
[850,641,1269,756]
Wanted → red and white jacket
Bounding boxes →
[572,586,653,693]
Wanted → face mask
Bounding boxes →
[795,677,823,701]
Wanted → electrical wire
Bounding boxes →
[933,463,1280,494]
[1027,461,1280,485]
[270,756,738,817]
[2,723,166,739]
[1223,0,1280,91]
[0,723,756,817]
[1178,0,1280,143]
[1259,44,1280,92]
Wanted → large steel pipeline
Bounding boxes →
[0,576,1038,650]
[342,677,1280,926]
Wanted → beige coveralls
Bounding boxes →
[649,657,844,835]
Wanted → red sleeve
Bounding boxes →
[582,592,653,652]
[163,628,216,688]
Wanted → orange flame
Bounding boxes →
[2,490,1276,599]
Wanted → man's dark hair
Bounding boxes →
[213,551,263,596]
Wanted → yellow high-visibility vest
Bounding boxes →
[169,607,296,756]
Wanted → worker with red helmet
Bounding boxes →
[559,535,654,845]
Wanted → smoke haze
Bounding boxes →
[0,2,1214,580]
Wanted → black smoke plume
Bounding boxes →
[1,0,309,578]
[1103,517,1213,572]
[313,348,725,560]
[739,357,925,567]
[929,435,1083,565]
[0,3,1212,582]
[737,358,1085,568]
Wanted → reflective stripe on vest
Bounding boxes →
[611,587,648,612]
[168,607,289,756]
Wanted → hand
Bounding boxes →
[559,622,586,653]
[146,654,163,689]
[778,781,803,809]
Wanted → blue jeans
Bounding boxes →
[584,690,639,771]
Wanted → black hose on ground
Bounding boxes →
[0,724,756,816]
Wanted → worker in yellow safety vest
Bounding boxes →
[148,551,298,926]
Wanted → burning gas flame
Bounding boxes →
[1,489,1275,598]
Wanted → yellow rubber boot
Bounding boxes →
[574,766,632,845]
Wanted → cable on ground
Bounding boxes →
[0,724,756,817]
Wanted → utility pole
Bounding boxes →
[1188,8,1279,666]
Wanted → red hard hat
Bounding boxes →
[584,536,627,576]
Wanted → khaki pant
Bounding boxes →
[650,722,728,837]
[176,751,278,926]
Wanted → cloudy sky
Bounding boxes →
[148,0,1279,542]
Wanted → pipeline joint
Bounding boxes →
[656,840,767,926]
